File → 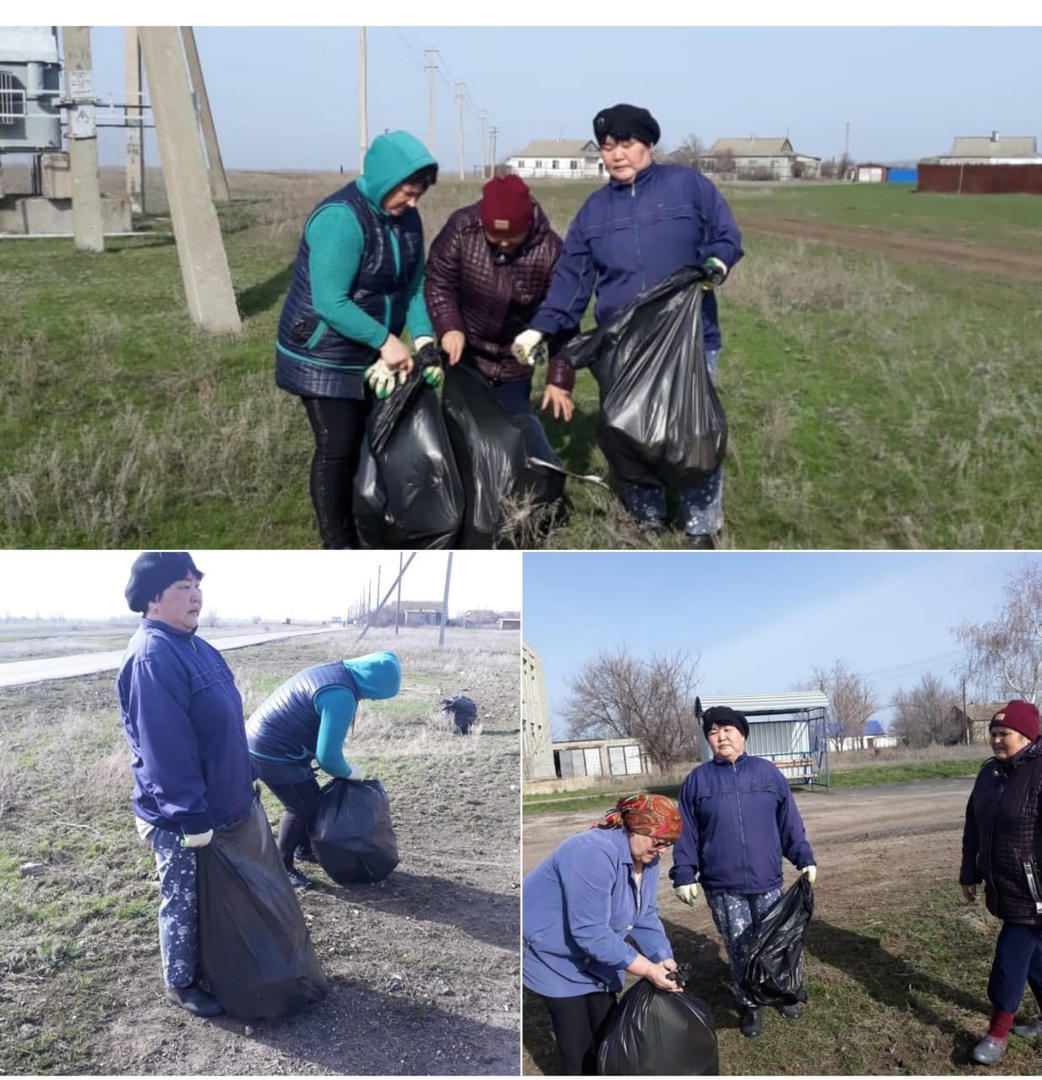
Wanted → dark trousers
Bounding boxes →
[262,777,322,869]
[988,922,1042,1014]
[302,396,370,548]
[536,990,617,1075]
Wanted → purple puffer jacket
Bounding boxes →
[424,201,574,390]
[960,738,1042,925]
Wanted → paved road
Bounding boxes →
[0,626,343,687]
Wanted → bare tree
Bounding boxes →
[890,673,961,748]
[663,133,705,168]
[797,660,878,751]
[563,647,702,770]
[205,609,219,628]
[956,561,1042,705]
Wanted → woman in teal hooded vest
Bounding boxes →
[276,131,439,549]
[245,651,402,889]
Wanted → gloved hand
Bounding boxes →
[365,359,408,400]
[414,338,444,389]
[673,883,699,906]
[510,328,549,366]
[701,256,728,290]
[800,865,817,886]
[181,829,214,849]
[252,779,263,797]
[345,764,366,782]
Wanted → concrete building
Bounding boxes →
[522,642,555,780]
[702,136,821,180]
[507,139,603,181]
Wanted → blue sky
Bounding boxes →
[38,22,1042,171]
[522,551,1038,737]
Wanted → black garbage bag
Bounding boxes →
[441,363,566,548]
[596,978,719,1075]
[560,266,727,489]
[740,874,815,1008]
[440,694,477,734]
[354,369,465,549]
[308,778,400,885]
[197,797,328,1021]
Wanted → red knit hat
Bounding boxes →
[479,174,533,236]
[991,700,1040,742]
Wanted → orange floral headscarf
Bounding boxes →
[594,793,682,842]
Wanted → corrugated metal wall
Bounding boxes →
[917,163,1042,194]
[887,167,918,184]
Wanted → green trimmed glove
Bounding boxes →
[364,359,408,400]
[702,256,728,290]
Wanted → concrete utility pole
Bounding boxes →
[180,26,229,203]
[137,26,241,334]
[438,553,453,648]
[478,109,487,178]
[124,28,145,214]
[359,27,368,168]
[424,47,438,155]
[489,125,498,175]
[60,26,104,252]
[455,82,465,180]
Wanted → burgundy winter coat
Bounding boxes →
[424,201,575,391]
[960,738,1042,925]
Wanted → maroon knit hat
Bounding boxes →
[991,699,1040,742]
[479,174,533,236]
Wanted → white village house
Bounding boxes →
[506,139,604,181]
[702,136,821,180]
[927,132,1042,165]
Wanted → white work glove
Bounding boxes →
[181,829,213,849]
[674,883,699,906]
[510,329,549,366]
[800,865,817,886]
[345,764,366,782]
[364,359,408,400]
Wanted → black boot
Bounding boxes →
[294,844,318,864]
[739,1007,762,1038]
[166,982,224,1017]
[286,865,314,890]
[779,1003,802,1019]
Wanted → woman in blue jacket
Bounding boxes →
[523,793,683,1074]
[246,652,402,889]
[512,103,744,550]
[116,551,256,1019]
[670,705,817,1039]
[275,130,440,549]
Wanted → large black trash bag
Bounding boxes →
[560,266,727,489]
[741,874,815,1008]
[197,797,328,1021]
[308,777,400,885]
[596,978,719,1076]
[354,369,465,549]
[441,363,566,548]
[440,694,477,734]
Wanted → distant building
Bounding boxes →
[932,133,1041,163]
[948,702,1008,744]
[506,139,603,181]
[830,718,901,751]
[703,136,821,180]
[918,132,1042,194]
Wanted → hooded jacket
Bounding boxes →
[276,131,437,399]
[246,652,402,783]
[424,201,574,390]
[528,161,743,352]
[115,618,254,836]
[670,753,815,894]
[522,826,673,997]
[960,738,1042,925]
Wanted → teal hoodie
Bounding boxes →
[357,131,438,210]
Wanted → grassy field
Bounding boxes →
[4,170,1042,547]
[0,626,522,1075]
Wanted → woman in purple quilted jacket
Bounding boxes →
[960,699,1042,1065]
[424,174,575,420]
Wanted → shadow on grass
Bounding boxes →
[237,262,294,319]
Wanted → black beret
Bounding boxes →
[702,705,750,740]
[593,103,661,147]
[125,551,204,614]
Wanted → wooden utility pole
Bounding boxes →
[137,26,241,334]
[478,109,487,178]
[455,82,465,180]
[359,27,368,168]
[180,27,229,202]
[424,48,438,155]
[60,26,104,252]
[124,28,145,214]
[489,125,498,175]
[395,551,403,635]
